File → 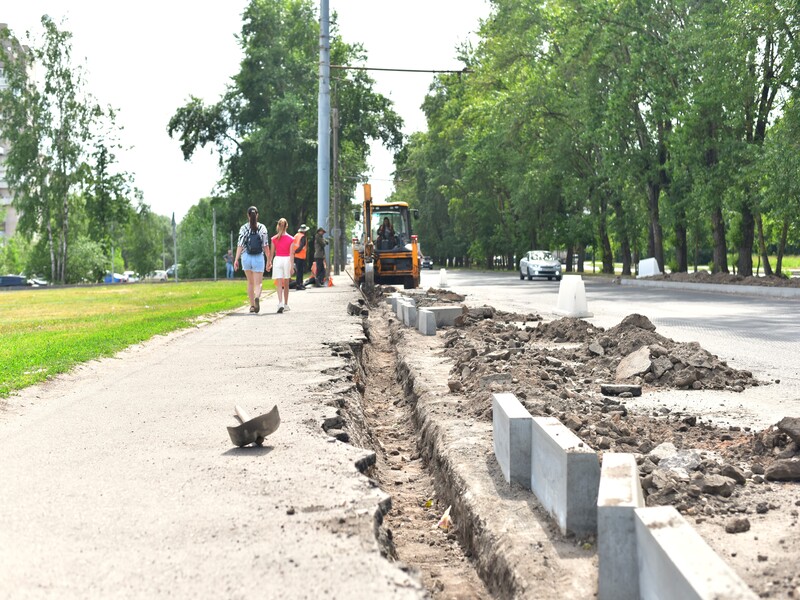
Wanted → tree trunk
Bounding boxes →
[597,195,614,274]
[60,197,69,284]
[776,218,788,276]
[565,247,574,273]
[711,206,728,273]
[646,182,664,271]
[611,197,631,276]
[755,211,773,276]
[737,205,755,277]
[674,206,688,272]
[576,244,586,273]
[47,219,56,283]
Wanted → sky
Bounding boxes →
[2,0,490,221]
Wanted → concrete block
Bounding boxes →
[492,393,532,488]
[423,306,464,327]
[635,506,757,600]
[400,301,417,328]
[597,453,645,600]
[530,417,600,536]
[418,309,436,336]
[387,293,403,312]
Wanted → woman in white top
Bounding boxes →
[266,217,296,313]
[233,206,269,313]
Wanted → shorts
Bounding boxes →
[272,256,292,279]
[241,252,265,272]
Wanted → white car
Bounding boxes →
[143,270,168,282]
[519,250,562,281]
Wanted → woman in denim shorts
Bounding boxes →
[233,206,269,313]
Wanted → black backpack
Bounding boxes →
[246,228,263,255]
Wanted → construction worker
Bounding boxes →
[292,224,310,290]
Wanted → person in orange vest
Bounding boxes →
[292,224,310,290]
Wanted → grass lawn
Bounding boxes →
[0,280,273,397]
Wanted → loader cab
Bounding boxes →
[371,206,412,252]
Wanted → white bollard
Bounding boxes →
[438,268,448,288]
[554,274,592,318]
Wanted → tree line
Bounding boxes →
[1,1,402,283]
[6,1,798,283]
[0,17,169,283]
[392,0,800,275]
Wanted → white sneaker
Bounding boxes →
[283,305,290,312]
[277,303,284,314]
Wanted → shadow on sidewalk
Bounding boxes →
[222,445,275,457]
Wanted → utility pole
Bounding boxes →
[212,207,217,282]
[172,213,178,283]
[332,106,340,275]
[110,223,115,283]
[317,0,331,278]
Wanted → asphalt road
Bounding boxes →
[421,268,800,429]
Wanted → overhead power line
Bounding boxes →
[331,65,472,74]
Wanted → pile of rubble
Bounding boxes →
[435,304,800,509]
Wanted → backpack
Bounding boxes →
[246,227,263,255]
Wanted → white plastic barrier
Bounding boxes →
[637,257,661,278]
[554,274,592,318]
[438,268,448,287]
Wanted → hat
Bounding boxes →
[298,224,309,232]
[247,206,258,215]
[317,227,326,233]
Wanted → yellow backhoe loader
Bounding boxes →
[352,183,420,290]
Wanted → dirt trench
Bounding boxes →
[343,309,491,598]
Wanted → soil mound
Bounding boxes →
[648,271,800,288]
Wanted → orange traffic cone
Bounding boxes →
[327,276,334,287]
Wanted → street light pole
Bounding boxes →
[172,213,178,283]
[317,0,331,279]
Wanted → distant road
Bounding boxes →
[421,268,800,428]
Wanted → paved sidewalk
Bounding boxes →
[0,276,425,599]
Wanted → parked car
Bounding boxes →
[519,250,562,281]
[26,276,49,287]
[421,256,434,270]
[143,270,168,282]
[165,264,182,277]
[123,270,139,283]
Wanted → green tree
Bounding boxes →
[0,17,96,283]
[168,0,402,231]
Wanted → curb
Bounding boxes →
[620,277,800,299]
[392,322,598,598]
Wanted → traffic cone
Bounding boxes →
[327,276,334,287]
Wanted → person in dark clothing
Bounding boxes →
[313,227,329,287]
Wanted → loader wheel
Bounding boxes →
[403,276,416,289]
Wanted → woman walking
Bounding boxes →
[267,218,296,313]
[233,206,269,313]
